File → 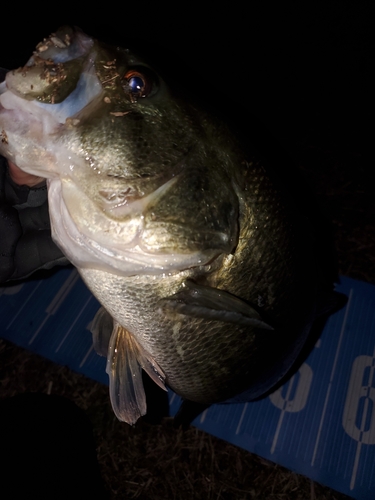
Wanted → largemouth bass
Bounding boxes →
[0,27,338,425]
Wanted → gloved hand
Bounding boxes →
[0,156,69,282]
[0,66,68,282]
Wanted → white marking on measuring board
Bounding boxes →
[28,269,79,344]
[0,283,24,297]
[269,363,313,454]
[80,343,94,368]
[235,403,248,435]
[55,294,93,352]
[6,281,43,330]
[342,341,375,490]
[311,287,353,466]
[200,408,209,424]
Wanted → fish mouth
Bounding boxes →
[48,175,220,277]
[0,28,102,176]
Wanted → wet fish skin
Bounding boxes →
[0,27,330,424]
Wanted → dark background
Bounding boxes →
[2,3,374,156]
[1,3,374,498]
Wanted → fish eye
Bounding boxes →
[123,67,157,102]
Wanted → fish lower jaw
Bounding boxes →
[48,178,218,277]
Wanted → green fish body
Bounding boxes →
[0,27,336,424]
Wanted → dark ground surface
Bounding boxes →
[1,3,374,499]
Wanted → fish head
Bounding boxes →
[0,26,239,276]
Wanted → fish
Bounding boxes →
[0,26,342,425]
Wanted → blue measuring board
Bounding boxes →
[1,268,374,499]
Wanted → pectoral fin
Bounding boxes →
[160,280,273,330]
[90,309,167,425]
[106,323,167,425]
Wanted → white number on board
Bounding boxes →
[342,354,375,444]
[270,363,313,412]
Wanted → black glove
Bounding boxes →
[0,156,69,282]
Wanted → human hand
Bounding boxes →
[0,156,68,282]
